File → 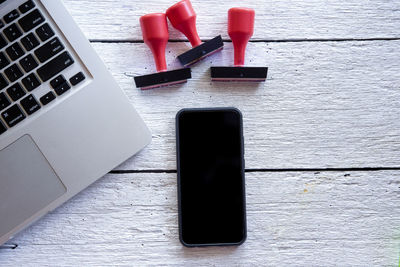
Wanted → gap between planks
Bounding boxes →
[88,37,400,44]
[110,167,400,174]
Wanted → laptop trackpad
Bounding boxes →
[0,135,66,238]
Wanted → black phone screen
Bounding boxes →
[176,108,246,246]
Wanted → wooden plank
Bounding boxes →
[1,171,399,265]
[62,0,400,41]
[84,41,400,170]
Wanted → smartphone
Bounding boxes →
[176,108,246,247]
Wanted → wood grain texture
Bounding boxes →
[81,41,400,170]
[1,1,400,265]
[1,171,399,266]
[62,0,400,41]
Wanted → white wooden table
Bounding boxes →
[1,0,400,265]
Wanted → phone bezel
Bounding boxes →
[175,107,247,247]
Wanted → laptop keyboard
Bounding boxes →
[0,0,87,135]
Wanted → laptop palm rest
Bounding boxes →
[0,135,66,238]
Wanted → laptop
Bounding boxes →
[0,0,151,245]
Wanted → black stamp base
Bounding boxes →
[210,66,268,82]
[135,68,192,90]
[178,35,224,67]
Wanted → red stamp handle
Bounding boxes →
[166,0,202,47]
[228,7,255,66]
[140,13,169,72]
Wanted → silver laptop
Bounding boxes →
[0,0,151,245]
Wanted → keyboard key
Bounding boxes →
[19,0,35,14]
[0,20,4,29]
[20,54,38,72]
[0,51,10,70]
[4,10,20,24]
[1,104,25,127]
[21,73,40,92]
[20,94,40,115]
[0,92,11,111]
[6,83,25,101]
[20,32,39,51]
[3,23,22,42]
[50,74,65,89]
[0,119,6,135]
[18,9,44,32]
[6,42,25,61]
[37,51,74,82]
[40,91,55,106]
[0,73,8,90]
[54,82,71,96]
[70,72,85,86]
[36,23,54,42]
[0,33,6,49]
[35,37,64,63]
[4,64,23,82]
